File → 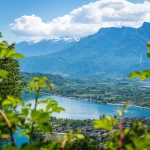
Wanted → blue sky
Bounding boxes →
[0,0,95,41]
[0,0,150,42]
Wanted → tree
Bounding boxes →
[0,32,83,150]
[0,33,8,79]
[0,33,24,101]
[0,33,24,149]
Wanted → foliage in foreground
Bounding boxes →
[0,34,84,149]
[94,103,150,150]
[65,136,99,150]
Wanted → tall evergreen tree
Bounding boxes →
[0,33,24,102]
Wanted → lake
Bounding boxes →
[23,95,150,120]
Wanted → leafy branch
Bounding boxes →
[0,109,15,146]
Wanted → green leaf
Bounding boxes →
[46,102,51,111]
[147,42,150,51]
[0,48,8,58]
[2,95,24,107]
[27,76,49,92]
[94,116,118,130]
[18,131,28,137]
[31,109,50,123]
[0,32,2,38]
[129,70,150,80]
[22,108,29,117]
[10,53,24,59]
[0,69,8,78]
[6,49,16,57]
[54,107,65,113]
[49,82,55,91]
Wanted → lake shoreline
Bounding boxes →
[55,94,150,110]
[22,92,150,119]
[23,92,150,111]
[107,102,150,110]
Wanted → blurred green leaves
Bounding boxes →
[27,77,55,92]
[147,42,150,58]
[129,42,150,80]
[18,77,65,143]
[2,96,24,107]
[0,43,24,59]
[61,130,84,149]
[94,116,118,130]
[93,104,150,150]
[129,70,150,80]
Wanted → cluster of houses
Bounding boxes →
[47,117,150,145]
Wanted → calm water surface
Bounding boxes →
[24,95,150,120]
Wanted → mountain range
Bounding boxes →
[19,22,150,76]
[16,39,75,57]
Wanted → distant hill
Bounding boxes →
[16,39,75,57]
[23,72,71,87]
[20,22,150,76]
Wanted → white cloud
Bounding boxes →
[11,0,150,41]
